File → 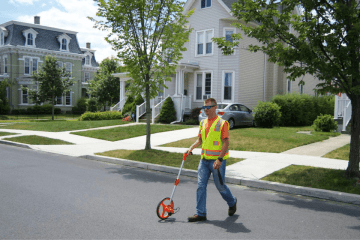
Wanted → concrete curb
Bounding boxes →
[0,140,31,149]
[81,154,360,206]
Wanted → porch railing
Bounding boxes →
[110,98,126,112]
[342,101,352,132]
[152,95,170,124]
[136,101,147,123]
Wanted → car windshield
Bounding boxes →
[217,104,228,109]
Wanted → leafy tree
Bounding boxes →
[89,57,121,110]
[28,55,73,120]
[213,0,360,178]
[0,78,12,114]
[90,0,192,149]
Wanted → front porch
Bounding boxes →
[111,62,199,123]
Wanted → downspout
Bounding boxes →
[263,52,267,102]
[171,94,184,124]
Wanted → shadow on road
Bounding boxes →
[270,194,360,231]
[158,215,251,233]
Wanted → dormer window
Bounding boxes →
[85,55,90,65]
[28,33,33,46]
[84,52,92,66]
[62,39,67,50]
[22,28,38,48]
[0,27,8,46]
[57,33,71,52]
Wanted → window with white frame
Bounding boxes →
[196,30,213,56]
[23,57,39,75]
[201,0,211,8]
[65,91,71,105]
[3,55,8,74]
[223,71,234,101]
[300,84,304,94]
[57,61,63,70]
[22,28,38,48]
[65,62,72,77]
[25,57,30,75]
[225,29,235,43]
[0,31,3,46]
[55,96,62,105]
[57,33,71,52]
[287,79,292,93]
[85,55,91,65]
[22,85,28,104]
[84,72,90,83]
[195,72,212,101]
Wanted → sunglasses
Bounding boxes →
[202,105,216,110]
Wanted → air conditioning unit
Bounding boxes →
[203,95,210,100]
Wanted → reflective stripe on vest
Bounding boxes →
[200,116,229,160]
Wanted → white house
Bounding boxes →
[113,0,320,122]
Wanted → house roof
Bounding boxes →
[183,0,236,15]
[1,22,82,54]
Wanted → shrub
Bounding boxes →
[184,118,199,125]
[87,98,98,112]
[80,111,123,121]
[73,97,87,114]
[121,96,135,116]
[313,114,338,132]
[271,93,334,126]
[159,97,177,124]
[253,101,281,128]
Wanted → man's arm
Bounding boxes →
[187,137,202,155]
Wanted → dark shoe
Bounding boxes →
[188,214,207,222]
[228,198,237,216]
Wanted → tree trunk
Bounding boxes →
[345,95,360,178]
[145,76,151,150]
[52,93,55,121]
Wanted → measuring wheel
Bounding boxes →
[156,197,174,220]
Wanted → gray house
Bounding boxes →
[0,16,99,112]
[113,0,320,122]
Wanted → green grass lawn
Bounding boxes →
[262,165,360,195]
[161,126,340,153]
[0,114,81,122]
[96,149,244,170]
[72,124,193,141]
[0,132,17,137]
[2,135,73,145]
[0,119,131,132]
[323,144,351,160]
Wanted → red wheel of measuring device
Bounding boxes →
[156,197,174,220]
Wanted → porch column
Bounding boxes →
[175,70,179,96]
[120,80,126,101]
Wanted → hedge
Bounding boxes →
[80,111,123,121]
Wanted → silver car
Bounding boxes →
[198,103,254,129]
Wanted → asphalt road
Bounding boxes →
[1,144,360,239]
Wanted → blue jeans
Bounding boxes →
[196,159,236,217]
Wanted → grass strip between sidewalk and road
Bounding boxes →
[96,149,244,171]
[72,124,193,141]
[2,135,73,145]
[0,119,131,132]
[262,165,360,195]
[161,126,340,153]
[0,132,17,137]
[323,144,352,160]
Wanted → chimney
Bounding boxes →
[34,16,40,24]
[86,42,91,49]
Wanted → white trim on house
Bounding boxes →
[183,0,231,15]
[223,27,236,54]
[221,70,235,103]
[57,33,71,52]
[18,55,42,76]
[195,29,214,57]
[22,28,38,48]
[193,70,213,102]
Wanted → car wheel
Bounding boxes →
[228,118,235,129]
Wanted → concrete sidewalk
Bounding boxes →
[0,125,358,204]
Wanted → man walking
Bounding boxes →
[187,98,237,222]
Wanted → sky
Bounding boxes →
[0,0,120,63]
